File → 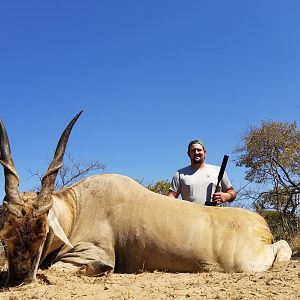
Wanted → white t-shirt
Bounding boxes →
[169,164,233,205]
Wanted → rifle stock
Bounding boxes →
[206,155,229,206]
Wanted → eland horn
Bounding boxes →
[0,119,24,209]
[36,111,83,216]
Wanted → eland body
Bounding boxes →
[0,112,292,287]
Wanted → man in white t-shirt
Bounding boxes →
[168,140,237,205]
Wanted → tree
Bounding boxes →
[29,153,105,191]
[235,121,300,185]
[234,121,300,245]
[147,180,170,195]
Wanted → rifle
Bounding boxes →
[215,155,229,193]
[205,154,229,206]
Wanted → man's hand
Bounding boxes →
[211,192,227,205]
[212,189,236,205]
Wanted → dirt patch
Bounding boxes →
[0,258,299,300]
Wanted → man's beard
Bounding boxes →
[193,156,204,164]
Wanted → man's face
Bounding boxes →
[188,143,206,165]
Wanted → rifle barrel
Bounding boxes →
[217,155,229,185]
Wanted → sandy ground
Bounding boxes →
[0,258,299,300]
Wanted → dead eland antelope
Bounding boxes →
[0,111,292,287]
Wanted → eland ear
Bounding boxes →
[47,209,73,248]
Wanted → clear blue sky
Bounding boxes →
[1,1,300,200]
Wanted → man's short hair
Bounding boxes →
[188,140,205,151]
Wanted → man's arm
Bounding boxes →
[225,187,237,202]
[168,171,180,198]
[167,190,178,198]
